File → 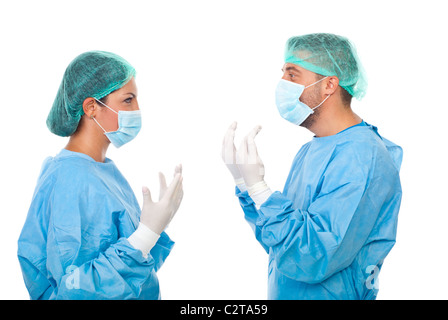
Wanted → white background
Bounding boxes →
[0,0,447,300]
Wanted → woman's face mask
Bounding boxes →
[92,98,142,148]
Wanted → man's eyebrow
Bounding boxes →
[285,66,301,73]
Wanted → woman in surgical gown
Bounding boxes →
[17,51,182,300]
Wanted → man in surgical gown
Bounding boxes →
[222,33,403,300]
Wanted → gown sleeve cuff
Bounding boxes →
[235,177,248,193]
[250,187,273,209]
[127,223,160,259]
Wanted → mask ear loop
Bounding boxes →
[95,98,119,115]
[311,94,331,111]
[91,98,119,133]
[304,76,331,110]
[305,76,329,89]
[91,115,108,133]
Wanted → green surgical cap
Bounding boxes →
[47,50,136,137]
[284,33,367,100]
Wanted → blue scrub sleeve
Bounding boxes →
[18,236,169,300]
[51,238,158,299]
[151,231,174,272]
[236,186,269,254]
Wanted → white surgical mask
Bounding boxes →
[92,99,142,148]
[275,77,330,126]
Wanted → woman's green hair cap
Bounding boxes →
[47,51,136,137]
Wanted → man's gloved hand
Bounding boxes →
[236,125,266,192]
[221,122,272,206]
[222,122,244,183]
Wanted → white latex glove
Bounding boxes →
[140,165,184,235]
[222,121,243,183]
[236,125,265,190]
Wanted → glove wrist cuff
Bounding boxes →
[128,223,160,258]
[234,177,245,185]
[248,180,269,196]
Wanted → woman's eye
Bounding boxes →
[124,97,133,103]
[289,74,295,78]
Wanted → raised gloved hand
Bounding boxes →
[140,165,184,235]
[222,122,243,182]
[236,125,265,191]
[128,165,183,258]
[221,122,272,208]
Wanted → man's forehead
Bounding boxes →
[282,63,312,74]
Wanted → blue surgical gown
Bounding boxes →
[18,149,174,300]
[237,122,403,300]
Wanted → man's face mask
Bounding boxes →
[275,77,330,126]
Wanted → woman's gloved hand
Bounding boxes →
[140,165,184,235]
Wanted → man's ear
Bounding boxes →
[82,97,97,118]
[324,76,339,95]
